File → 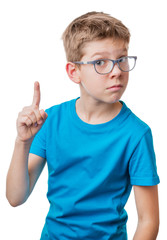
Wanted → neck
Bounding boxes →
[75,96,122,124]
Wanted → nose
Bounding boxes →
[108,62,122,78]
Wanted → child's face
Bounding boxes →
[77,38,129,104]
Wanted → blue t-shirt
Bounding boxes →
[30,98,160,240]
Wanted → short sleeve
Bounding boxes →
[29,116,48,159]
[129,129,160,186]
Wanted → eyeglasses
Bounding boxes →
[73,56,137,75]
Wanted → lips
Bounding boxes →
[107,84,123,90]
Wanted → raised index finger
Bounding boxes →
[32,81,40,107]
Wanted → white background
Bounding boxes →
[0,0,166,239]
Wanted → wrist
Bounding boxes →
[15,136,34,146]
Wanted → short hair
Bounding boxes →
[62,11,130,62]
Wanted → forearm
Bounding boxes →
[133,220,159,240]
[6,138,32,207]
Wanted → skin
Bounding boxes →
[6,38,159,239]
[6,82,47,206]
[133,185,159,239]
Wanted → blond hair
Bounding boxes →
[62,11,130,62]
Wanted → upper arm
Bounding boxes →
[133,185,159,225]
[28,153,46,194]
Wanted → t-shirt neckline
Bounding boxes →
[69,97,131,132]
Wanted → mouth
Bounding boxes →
[106,84,123,91]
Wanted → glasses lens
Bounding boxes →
[119,57,136,72]
[95,60,113,74]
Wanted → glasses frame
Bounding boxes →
[73,56,137,75]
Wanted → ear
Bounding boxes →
[66,62,81,84]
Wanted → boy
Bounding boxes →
[6,12,160,239]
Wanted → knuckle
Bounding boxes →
[37,114,42,121]
[28,110,34,116]
[25,115,32,123]
[33,105,38,111]
[22,106,29,111]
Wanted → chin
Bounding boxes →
[107,95,122,104]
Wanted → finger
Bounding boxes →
[21,106,40,125]
[32,106,44,124]
[32,110,47,127]
[20,115,39,128]
[22,106,43,124]
[35,110,48,125]
[28,109,47,126]
[25,112,37,125]
[40,109,48,121]
[18,115,33,128]
[24,116,33,127]
[32,81,40,107]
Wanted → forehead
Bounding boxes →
[82,38,128,59]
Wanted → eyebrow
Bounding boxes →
[91,48,128,58]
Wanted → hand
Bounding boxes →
[16,82,48,143]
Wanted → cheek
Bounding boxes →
[81,79,102,93]
[124,72,129,82]
[121,73,129,87]
[80,75,105,97]
[80,69,102,88]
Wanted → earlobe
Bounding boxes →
[66,62,80,84]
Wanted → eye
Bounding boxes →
[95,60,105,66]
[119,57,127,62]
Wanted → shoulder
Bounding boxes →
[123,102,151,140]
[45,98,76,118]
[129,110,150,132]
